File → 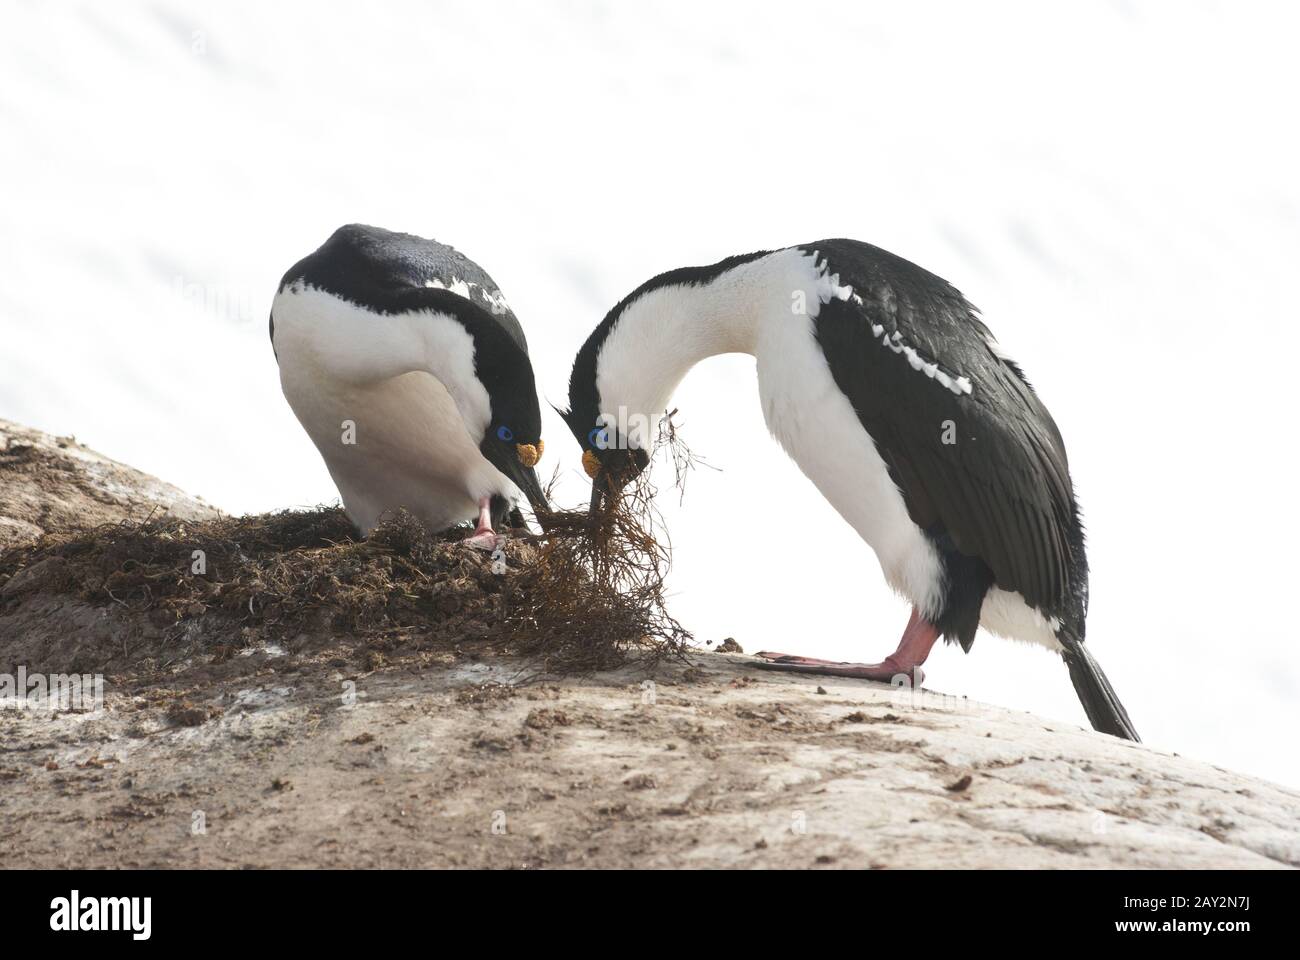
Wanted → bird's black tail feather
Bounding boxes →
[1060,638,1140,741]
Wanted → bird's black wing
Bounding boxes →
[806,239,1080,614]
[287,223,530,354]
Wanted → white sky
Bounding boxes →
[3,1,1298,788]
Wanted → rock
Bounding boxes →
[0,418,219,550]
[0,555,70,599]
[3,651,1296,868]
[1,417,1297,868]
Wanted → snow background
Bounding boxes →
[3,1,1298,787]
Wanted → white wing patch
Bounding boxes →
[879,328,973,396]
[985,335,1016,365]
[811,251,856,304]
[424,277,512,316]
[812,252,973,398]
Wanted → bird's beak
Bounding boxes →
[516,441,543,468]
[512,462,550,521]
[481,439,550,520]
[584,448,644,518]
[583,450,607,517]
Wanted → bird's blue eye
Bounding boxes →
[497,425,514,442]
[588,426,609,449]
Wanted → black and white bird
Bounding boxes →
[271,224,547,548]
[563,239,1139,740]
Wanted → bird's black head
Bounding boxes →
[562,324,650,512]
[460,310,549,518]
[564,247,781,514]
[561,410,650,487]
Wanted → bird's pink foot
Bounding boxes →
[462,496,498,551]
[751,608,939,687]
[753,652,924,685]
[755,652,845,667]
[462,529,498,551]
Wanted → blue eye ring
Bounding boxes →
[497,425,514,442]
[588,426,608,449]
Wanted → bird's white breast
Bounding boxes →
[754,309,947,619]
[752,256,1062,651]
[272,284,515,534]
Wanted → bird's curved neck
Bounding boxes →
[594,248,827,445]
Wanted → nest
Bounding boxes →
[0,414,705,677]
[508,478,684,673]
[505,410,705,673]
[0,507,533,662]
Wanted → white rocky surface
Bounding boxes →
[0,418,219,549]
[2,651,1295,868]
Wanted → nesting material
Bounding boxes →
[0,420,703,677]
[510,477,687,674]
[508,412,705,673]
[0,507,551,678]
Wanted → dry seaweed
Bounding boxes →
[508,477,687,673]
[504,412,699,674]
[0,416,701,677]
[0,506,534,663]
